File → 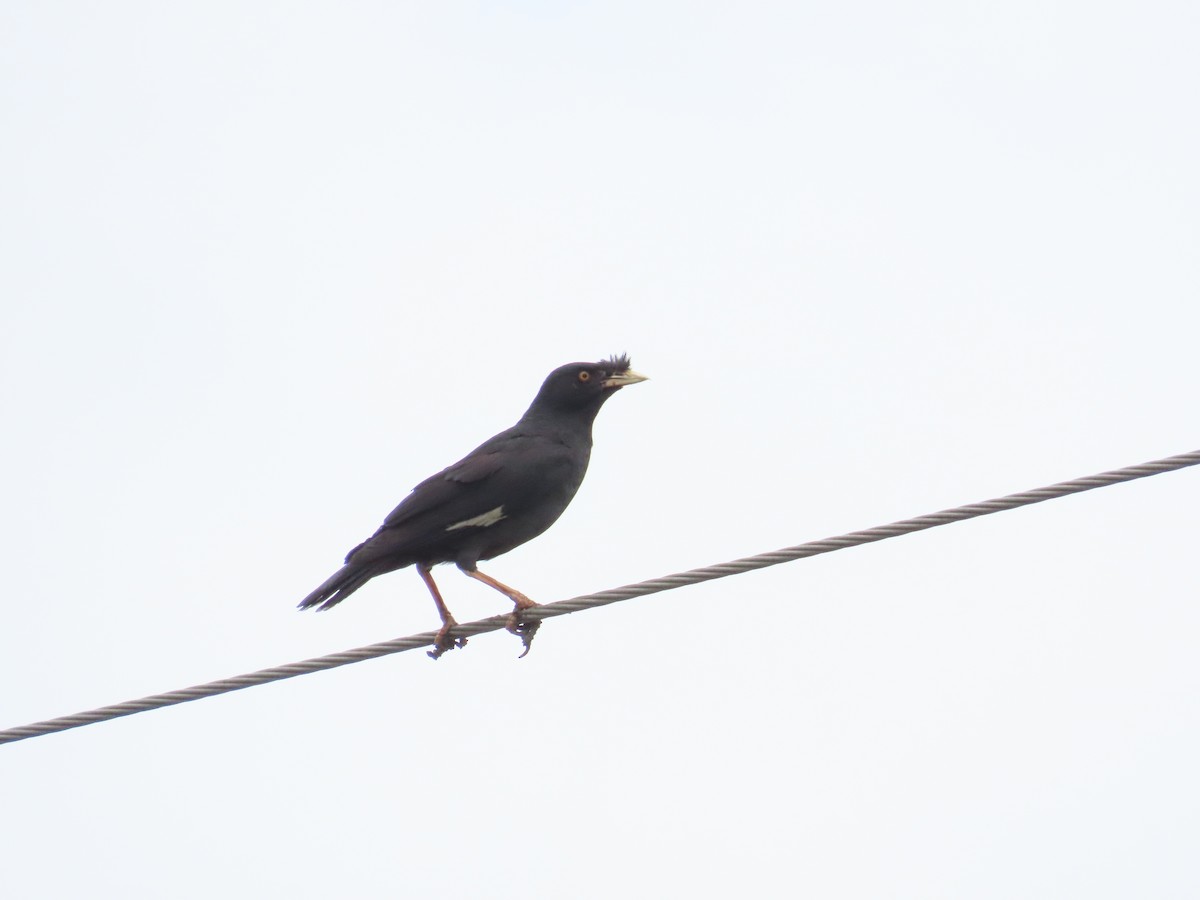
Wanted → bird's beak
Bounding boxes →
[602,369,649,388]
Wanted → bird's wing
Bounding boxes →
[376,454,504,531]
[443,449,508,485]
[343,431,570,566]
[343,472,493,565]
[378,431,526,530]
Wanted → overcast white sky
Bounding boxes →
[3,2,1199,897]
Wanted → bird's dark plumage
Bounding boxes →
[298,354,647,657]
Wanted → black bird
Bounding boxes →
[298,354,647,658]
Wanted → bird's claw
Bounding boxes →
[506,604,541,659]
[427,624,467,660]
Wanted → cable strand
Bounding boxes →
[3,448,1197,746]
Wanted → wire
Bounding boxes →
[3,449,1198,747]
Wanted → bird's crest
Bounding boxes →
[603,353,633,374]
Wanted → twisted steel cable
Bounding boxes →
[3,449,1198,746]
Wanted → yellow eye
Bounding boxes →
[577,370,591,382]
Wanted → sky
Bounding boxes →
[2,1,1199,897]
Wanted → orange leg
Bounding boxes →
[462,568,539,610]
[418,564,466,659]
[462,568,541,658]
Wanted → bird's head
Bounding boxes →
[524,354,648,421]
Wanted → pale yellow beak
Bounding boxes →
[602,369,649,388]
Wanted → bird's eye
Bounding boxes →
[577,371,591,382]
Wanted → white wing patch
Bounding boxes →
[445,506,506,532]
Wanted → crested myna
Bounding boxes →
[298,354,647,657]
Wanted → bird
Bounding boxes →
[298,354,648,658]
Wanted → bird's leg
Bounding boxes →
[462,568,541,658]
[418,564,466,660]
[464,569,538,610]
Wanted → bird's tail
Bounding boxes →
[297,565,376,612]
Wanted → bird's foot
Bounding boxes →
[427,621,467,660]
[506,598,541,659]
